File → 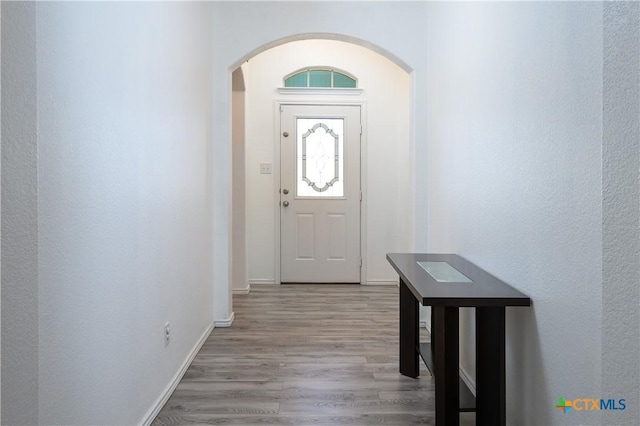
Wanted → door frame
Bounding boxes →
[274,100,368,285]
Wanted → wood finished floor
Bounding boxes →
[153,284,475,425]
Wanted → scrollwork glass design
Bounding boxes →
[296,118,344,197]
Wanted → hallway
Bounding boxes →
[152,285,447,425]
[3,3,638,424]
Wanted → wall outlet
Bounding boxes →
[260,162,272,174]
[164,321,170,347]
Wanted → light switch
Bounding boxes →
[260,163,272,174]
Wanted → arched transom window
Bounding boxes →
[284,67,357,88]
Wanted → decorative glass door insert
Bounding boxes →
[296,118,344,197]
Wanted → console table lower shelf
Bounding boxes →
[418,342,476,412]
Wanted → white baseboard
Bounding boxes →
[459,364,477,396]
[249,279,275,285]
[423,321,476,396]
[249,279,399,286]
[364,280,398,286]
[214,312,235,327]
[140,322,214,426]
[232,284,250,295]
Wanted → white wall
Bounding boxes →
[232,67,248,293]
[426,1,637,424]
[243,40,411,285]
[0,3,3,419]
[602,2,640,423]
[2,2,215,424]
[1,2,38,424]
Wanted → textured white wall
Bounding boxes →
[0,3,2,419]
[426,2,604,424]
[31,2,214,424]
[1,2,38,424]
[602,2,640,423]
[243,40,411,285]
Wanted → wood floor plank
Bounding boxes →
[159,389,381,403]
[160,401,279,415]
[153,413,388,425]
[378,390,436,401]
[151,284,475,425]
[278,400,434,415]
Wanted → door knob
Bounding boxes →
[282,201,289,207]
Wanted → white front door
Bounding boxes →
[280,104,361,283]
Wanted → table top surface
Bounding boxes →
[386,253,531,307]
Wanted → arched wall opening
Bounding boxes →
[229,33,413,73]
[234,39,413,291]
[210,1,430,324]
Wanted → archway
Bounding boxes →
[235,39,412,292]
[210,1,430,325]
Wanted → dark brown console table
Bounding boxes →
[386,253,531,426]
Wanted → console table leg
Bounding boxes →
[431,307,435,363]
[476,307,506,426]
[399,278,419,378]
[433,306,460,426]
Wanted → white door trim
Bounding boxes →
[274,100,368,285]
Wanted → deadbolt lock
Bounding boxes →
[283,132,289,137]
[283,189,289,194]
